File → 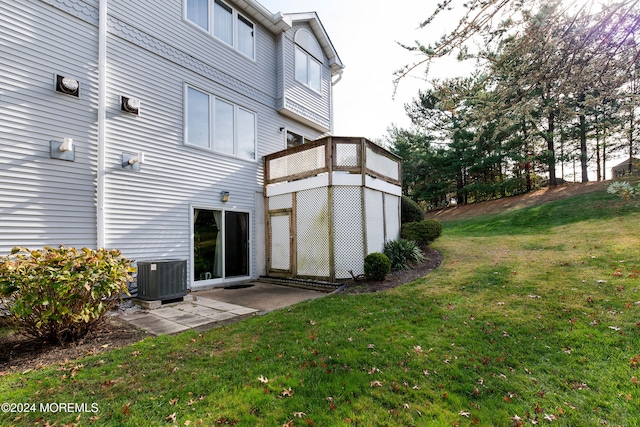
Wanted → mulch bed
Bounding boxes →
[339,246,443,294]
[0,316,150,374]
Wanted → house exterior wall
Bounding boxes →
[0,0,99,252]
[0,0,342,289]
[278,22,333,133]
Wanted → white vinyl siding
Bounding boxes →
[186,85,257,161]
[281,22,332,131]
[185,0,255,60]
[0,0,98,253]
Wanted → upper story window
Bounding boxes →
[186,0,255,60]
[295,46,321,93]
[185,85,257,161]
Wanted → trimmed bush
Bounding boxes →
[401,220,443,246]
[0,246,132,343]
[363,252,391,281]
[383,239,424,271]
[401,196,424,224]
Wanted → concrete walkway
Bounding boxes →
[119,282,326,335]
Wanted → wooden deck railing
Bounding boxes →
[264,136,401,187]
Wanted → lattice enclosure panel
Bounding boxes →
[384,194,400,242]
[296,187,330,278]
[270,214,291,271]
[269,194,292,211]
[366,147,399,181]
[335,143,359,167]
[333,187,364,279]
[364,188,385,254]
[268,145,326,180]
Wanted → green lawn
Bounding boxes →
[1,189,639,426]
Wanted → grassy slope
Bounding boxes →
[1,190,639,426]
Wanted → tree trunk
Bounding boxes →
[595,114,601,182]
[602,126,607,180]
[578,93,589,182]
[547,109,557,185]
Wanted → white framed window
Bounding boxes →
[295,46,322,93]
[185,85,257,161]
[185,0,255,60]
[286,130,304,148]
[186,0,209,31]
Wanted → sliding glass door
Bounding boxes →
[193,208,249,284]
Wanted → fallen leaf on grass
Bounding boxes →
[257,375,268,384]
[293,412,306,418]
[370,380,383,387]
[608,326,621,331]
[165,412,177,423]
[169,398,178,405]
[367,344,375,349]
[543,414,557,422]
[459,410,470,417]
[281,388,294,397]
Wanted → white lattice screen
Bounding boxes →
[268,145,326,180]
[366,147,399,180]
[270,214,291,271]
[384,194,400,242]
[269,194,292,210]
[333,187,364,279]
[296,187,330,277]
[335,144,359,167]
[364,188,385,254]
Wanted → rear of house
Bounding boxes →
[0,0,345,290]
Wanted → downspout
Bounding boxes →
[96,0,107,248]
[331,70,343,86]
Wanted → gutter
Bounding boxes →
[96,0,107,248]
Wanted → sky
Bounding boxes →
[263,0,473,142]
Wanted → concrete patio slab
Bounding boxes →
[119,281,328,336]
[193,282,326,313]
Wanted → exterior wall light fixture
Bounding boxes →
[55,75,80,97]
[121,96,141,115]
[50,138,75,161]
[221,191,230,202]
[122,152,144,171]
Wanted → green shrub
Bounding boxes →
[363,252,391,281]
[401,196,424,224]
[0,246,132,343]
[383,239,424,271]
[401,220,443,245]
